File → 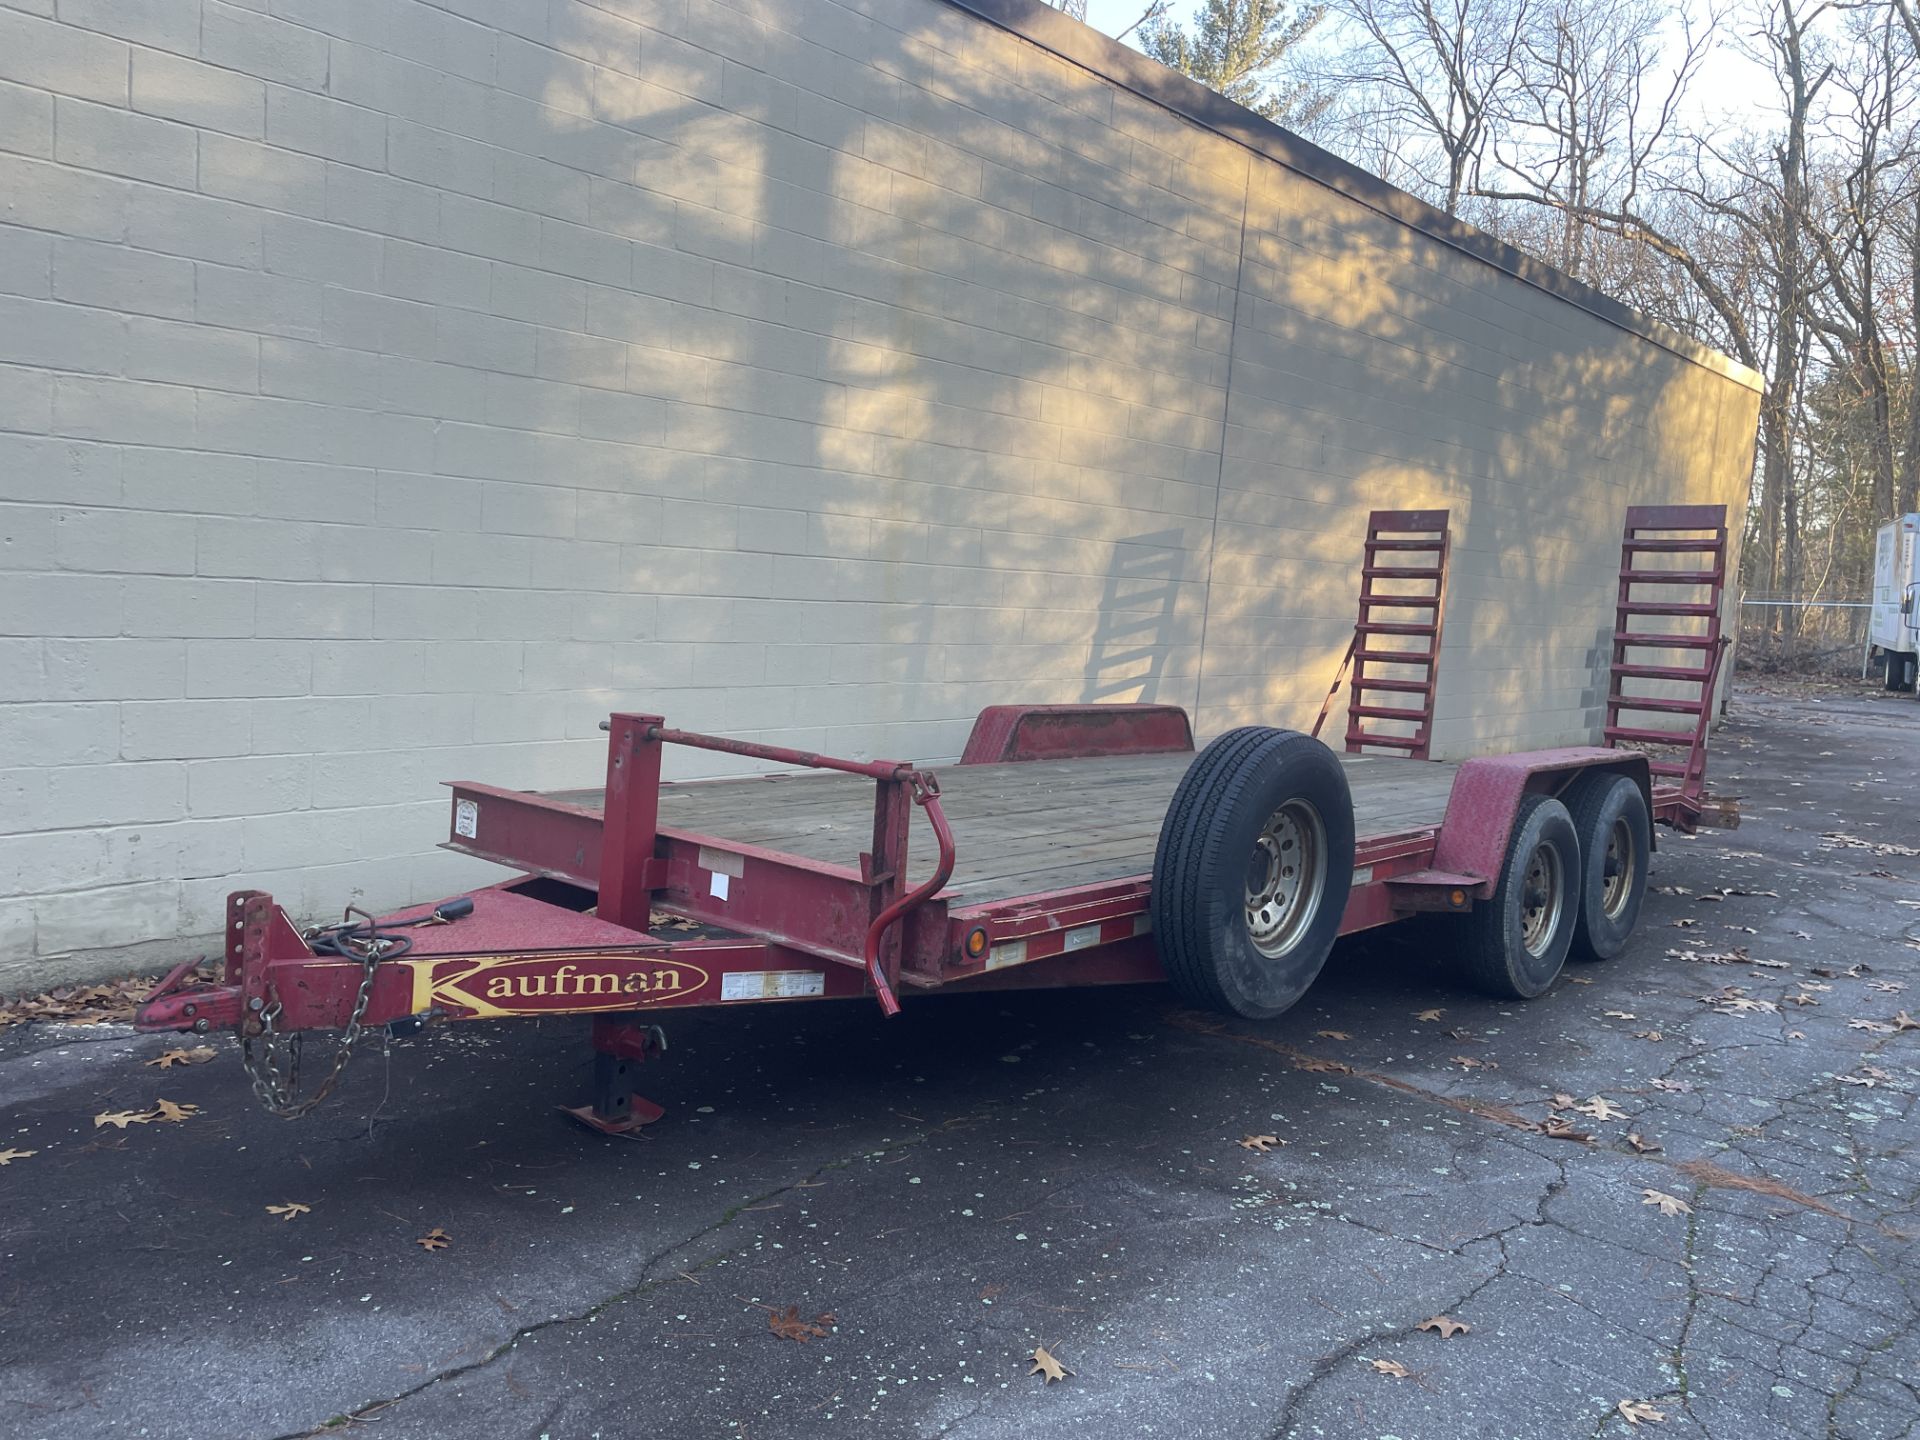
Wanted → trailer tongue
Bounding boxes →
[133,505,1739,1131]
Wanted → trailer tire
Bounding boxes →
[1565,774,1651,963]
[1457,793,1579,999]
[1151,728,1355,1020]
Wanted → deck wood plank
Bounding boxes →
[541,753,1462,905]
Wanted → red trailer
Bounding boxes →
[135,506,1738,1130]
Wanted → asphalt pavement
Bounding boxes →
[3,682,1917,1440]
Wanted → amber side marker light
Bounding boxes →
[1450,889,1467,908]
[964,926,990,959]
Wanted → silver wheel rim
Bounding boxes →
[1245,800,1327,959]
[1520,840,1564,957]
[1600,816,1636,921]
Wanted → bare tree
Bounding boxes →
[1800,5,1919,527]
[1324,0,1534,213]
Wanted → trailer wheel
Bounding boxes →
[1151,728,1355,1020]
[1566,774,1651,963]
[1457,793,1579,999]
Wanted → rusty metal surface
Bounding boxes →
[958,703,1195,764]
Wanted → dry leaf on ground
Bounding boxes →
[769,1305,833,1343]
[1641,1189,1692,1217]
[1238,1134,1282,1153]
[1604,1010,1637,1020]
[145,1046,218,1069]
[1315,1030,1351,1040]
[1895,1011,1920,1032]
[416,1227,451,1251]
[265,1202,311,1221]
[1849,1019,1894,1034]
[1413,1009,1445,1022]
[1577,1096,1628,1122]
[1416,1315,1469,1338]
[1626,1133,1662,1154]
[0,1147,37,1165]
[151,1099,198,1123]
[1028,1345,1070,1382]
[1541,1118,1594,1142]
[1618,1398,1667,1425]
[1369,1358,1412,1378]
[94,1109,155,1130]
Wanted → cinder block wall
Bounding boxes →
[0,0,1758,988]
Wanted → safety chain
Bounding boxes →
[238,907,386,1120]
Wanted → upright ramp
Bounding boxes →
[1603,504,1730,805]
[1314,509,1451,760]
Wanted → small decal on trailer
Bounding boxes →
[1064,923,1102,952]
[697,845,744,878]
[1350,866,1374,887]
[986,939,1028,971]
[454,799,478,839]
[709,871,730,901]
[720,970,826,1001]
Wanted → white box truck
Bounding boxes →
[1871,514,1920,691]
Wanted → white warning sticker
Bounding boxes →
[454,799,478,839]
[720,970,827,1001]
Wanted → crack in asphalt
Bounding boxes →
[273,1117,986,1439]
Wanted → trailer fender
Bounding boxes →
[1430,749,1653,896]
[959,703,1194,764]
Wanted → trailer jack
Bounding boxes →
[562,1017,669,1136]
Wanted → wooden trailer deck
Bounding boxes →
[543,752,1463,908]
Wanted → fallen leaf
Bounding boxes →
[416,1227,451,1251]
[1895,1012,1920,1032]
[1551,1092,1577,1109]
[94,1109,155,1130]
[1567,975,1594,984]
[1577,1096,1628,1122]
[1650,1079,1692,1093]
[1632,1029,1665,1042]
[1450,1055,1497,1070]
[1626,1133,1662,1154]
[1786,992,1819,1007]
[1838,1073,1880,1088]
[1604,1010,1637,1020]
[1414,1009,1445,1022]
[1541,1117,1593,1143]
[265,1202,311,1221]
[1641,1189,1692,1218]
[145,1046,218,1069]
[151,1098,198,1123]
[1029,1345,1070,1382]
[1238,1134,1283,1153]
[1867,981,1906,994]
[1369,1358,1413,1378]
[1416,1315,1469,1338]
[769,1305,832,1343]
[1618,1399,1667,1425]
[1314,1030,1351,1040]
[0,1147,37,1165]
[1848,1019,1894,1034]
[1712,997,1778,1015]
